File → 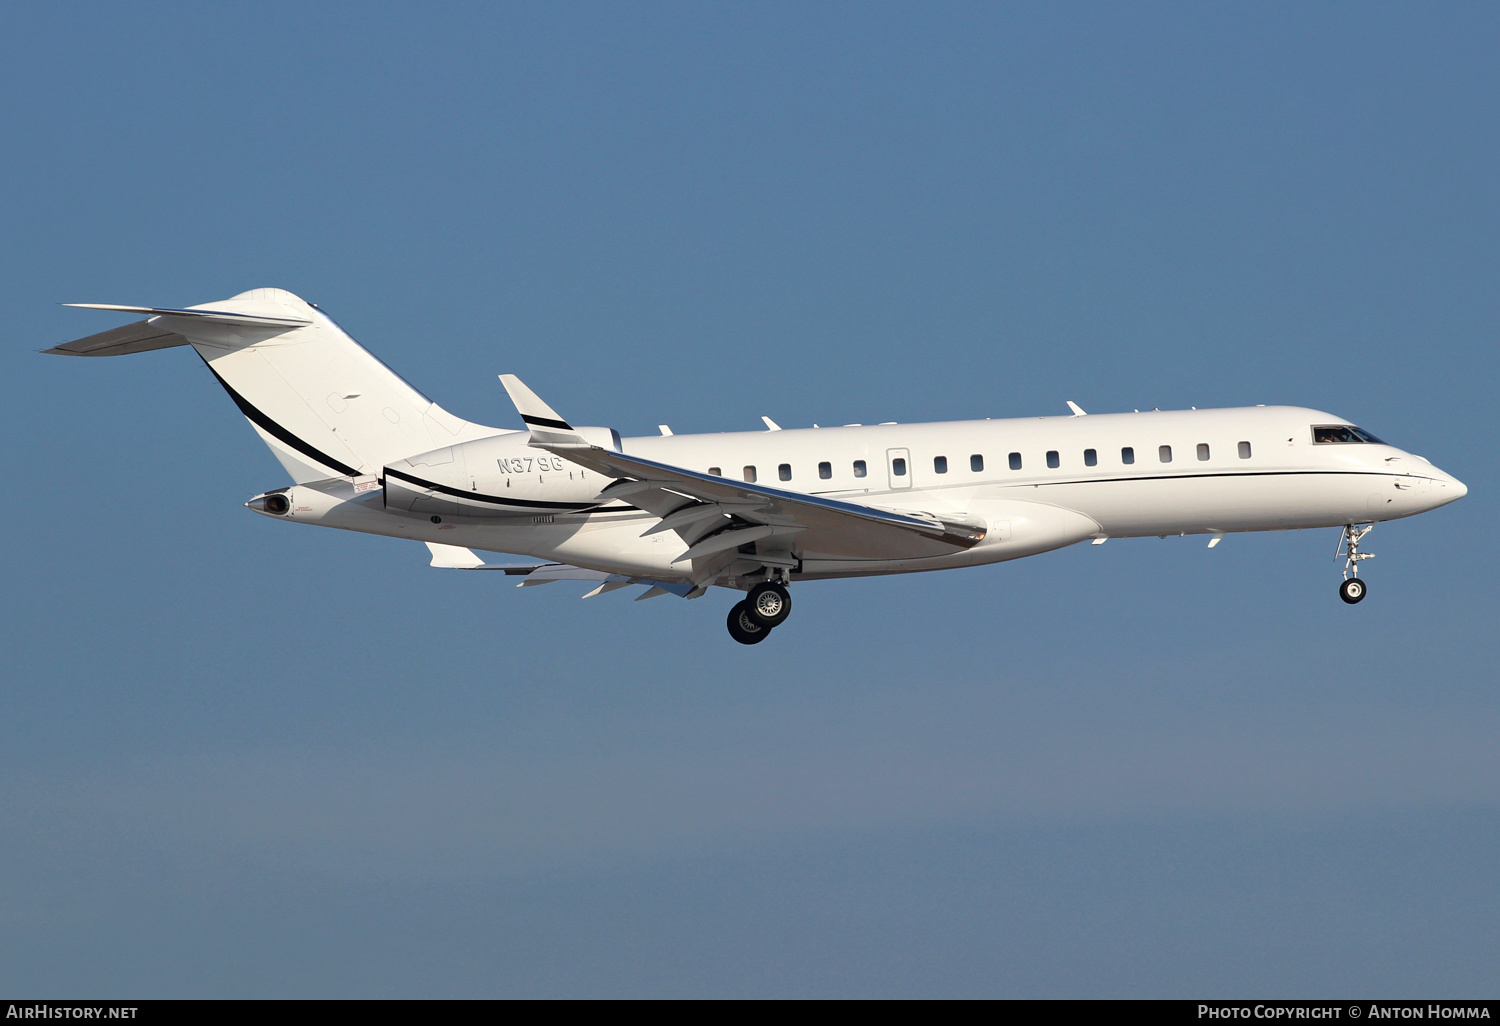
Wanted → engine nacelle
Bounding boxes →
[245,489,293,516]
[382,428,619,519]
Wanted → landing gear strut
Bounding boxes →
[727,579,793,644]
[1336,523,1374,604]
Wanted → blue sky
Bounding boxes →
[1,1,1496,997]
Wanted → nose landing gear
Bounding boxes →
[1336,523,1374,604]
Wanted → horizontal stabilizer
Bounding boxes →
[44,319,190,357]
[62,303,312,328]
[47,301,313,357]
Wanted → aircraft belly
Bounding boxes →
[515,516,690,578]
[431,515,688,579]
[800,498,1098,576]
[273,482,692,579]
[792,519,970,561]
[1055,472,1395,535]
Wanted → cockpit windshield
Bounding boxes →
[1312,424,1385,445]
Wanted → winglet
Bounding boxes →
[426,542,487,568]
[426,543,555,573]
[498,374,588,447]
[1066,401,1087,417]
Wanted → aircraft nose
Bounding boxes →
[1426,467,1467,507]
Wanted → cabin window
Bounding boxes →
[1121,446,1135,465]
[743,466,757,483]
[818,461,832,479]
[853,460,867,478]
[1197,443,1210,461]
[708,467,721,476]
[1159,445,1172,463]
[1084,448,1097,467]
[934,456,948,474]
[892,457,907,476]
[1312,425,1385,445]
[1238,441,1252,459]
[970,454,984,472]
[1046,450,1060,469]
[1009,452,1022,470]
[778,463,792,481]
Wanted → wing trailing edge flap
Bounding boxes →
[423,543,695,598]
[521,563,697,599]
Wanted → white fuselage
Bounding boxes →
[270,404,1466,586]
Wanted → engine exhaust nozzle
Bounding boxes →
[246,490,292,516]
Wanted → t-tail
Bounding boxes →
[46,288,496,482]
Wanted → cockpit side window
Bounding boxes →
[1312,424,1385,445]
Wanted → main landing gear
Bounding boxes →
[1336,522,1375,604]
[726,580,793,645]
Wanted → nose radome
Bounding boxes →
[1429,470,1467,504]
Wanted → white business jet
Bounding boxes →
[49,288,1467,644]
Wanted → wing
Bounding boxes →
[496,376,986,586]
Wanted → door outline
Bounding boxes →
[887,447,912,489]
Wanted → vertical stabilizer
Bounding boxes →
[51,289,499,483]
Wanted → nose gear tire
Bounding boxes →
[1339,578,1367,604]
[728,601,772,645]
[745,581,792,628]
